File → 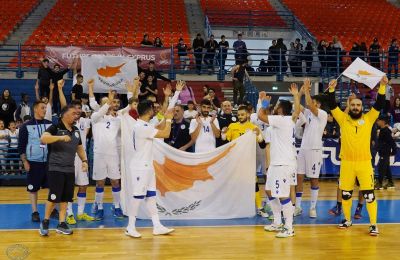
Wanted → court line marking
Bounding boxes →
[1,222,400,232]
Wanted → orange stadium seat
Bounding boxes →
[282,0,400,50]
[0,0,39,43]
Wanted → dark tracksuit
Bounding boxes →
[377,126,397,184]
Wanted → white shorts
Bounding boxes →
[256,146,266,175]
[92,153,121,181]
[297,149,322,178]
[266,165,297,198]
[131,169,156,197]
[74,155,89,186]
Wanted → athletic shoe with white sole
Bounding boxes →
[56,222,73,235]
[153,226,175,235]
[77,213,95,221]
[309,208,317,218]
[275,228,295,238]
[338,219,352,229]
[39,219,49,236]
[294,207,303,217]
[264,224,283,232]
[369,225,379,236]
[125,228,142,238]
[257,208,269,218]
[66,214,76,225]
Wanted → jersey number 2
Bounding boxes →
[106,122,111,129]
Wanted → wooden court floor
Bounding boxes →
[1,181,399,259]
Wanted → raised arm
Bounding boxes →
[327,79,345,124]
[48,82,54,107]
[154,109,173,138]
[35,82,40,101]
[58,79,67,110]
[303,78,318,116]
[91,90,113,123]
[88,79,100,111]
[289,83,301,122]
[257,91,271,124]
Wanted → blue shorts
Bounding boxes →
[27,161,48,192]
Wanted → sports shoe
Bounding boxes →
[125,228,142,238]
[77,213,95,221]
[66,214,77,225]
[275,228,295,238]
[32,211,40,222]
[354,207,362,219]
[50,209,59,220]
[385,181,395,190]
[268,214,274,221]
[264,224,283,232]
[375,182,383,190]
[91,203,98,214]
[338,219,352,229]
[257,208,269,218]
[153,225,174,235]
[95,209,104,221]
[112,206,124,219]
[309,208,317,218]
[328,205,342,216]
[294,207,303,217]
[39,219,49,236]
[56,222,73,235]
[369,225,379,236]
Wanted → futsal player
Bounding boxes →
[189,99,221,153]
[327,76,389,235]
[258,83,301,238]
[125,100,175,238]
[294,78,328,218]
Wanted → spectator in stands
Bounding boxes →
[51,64,69,115]
[137,59,144,74]
[37,59,52,98]
[0,120,9,172]
[205,88,220,111]
[326,42,336,74]
[391,97,400,123]
[165,105,193,152]
[349,42,362,62]
[323,113,339,139]
[267,40,277,73]
[140,34,153,47]
[15,93,31,122]
[138,71,146,85]
[317,40,328,74]
[183,101,198,120]
[177,81,196,107]
[231,63,249,107]
[273,38,288,73]
[139,75,157,102]
[388,38,399,79]
[203,85,209,97]
[257,59,268,74]
[0,89,17,127]
[233,33,247,65]
[360,42,368,61]
[217,35,229,70]
[192,33,205,75]
[332,36,345,72]
[384,79,394,114]
[145,61,171,88]
[153,37,164,48]
[204,35,218,74]
[304,42,314,74]
[332,36,343,51]
[7,121,18,174]
[369,38,381,69]
[71,74,84,101]
[176,38,190,71]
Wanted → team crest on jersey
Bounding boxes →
[74,132,80,138]
[180,124,186,130]
[232,116,237,122]
[358,119,365,125]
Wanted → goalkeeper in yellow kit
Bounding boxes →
[327,76,388,236]
[221,105,266,216]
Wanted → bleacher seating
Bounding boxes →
[0,0,39,43]
[200,0,286,27]
[282,0,400,50]
[13,0,190,68]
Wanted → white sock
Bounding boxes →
[77,192,86,215]
[295,192,303,208]
[112,187,121,208]
[269,197,282,226]
[67,202,73,216]
[281,198,294,230]
[127,198,142,230]
[310,187,319,209]
[95,188,104,210]
[146,197,162,228]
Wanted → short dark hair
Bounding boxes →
[221,35,225,39]
[60,104,76,118]
[42,58,49,63]
[54,64,60,68]
[137,100,154,116]
[237,105,248,112]
[279,100,293,115]
[77,74,83,79]
[210,34,214,38]
[33,100,45,109]
[70,99,82,107]
[23,115,32,121]
[187,100,195,105]
[200,99,212,106]
[8,120,15,127]
[311,95,324,104]
[175,104,185,110]
[128,97,139,104]
[149,61,155,65]
[238,33,242,37]
[208,87,215,93]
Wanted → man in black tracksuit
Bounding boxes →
[376,115,397,189]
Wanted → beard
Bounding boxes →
[201,111,209,117]
[349,110,362,119]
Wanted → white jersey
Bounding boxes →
[91,104,121,156]
[8,129,18,148]
[298,108,327,150]
[131,119,158,167]
[189,116,220,153]
[268,115,296,166]
[250,113,268,137]
[75,117,90,150]
[184,110,198,120]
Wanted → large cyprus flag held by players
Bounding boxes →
[342,57,385,89]
[120,116,256,220]
[81,55,137,93]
